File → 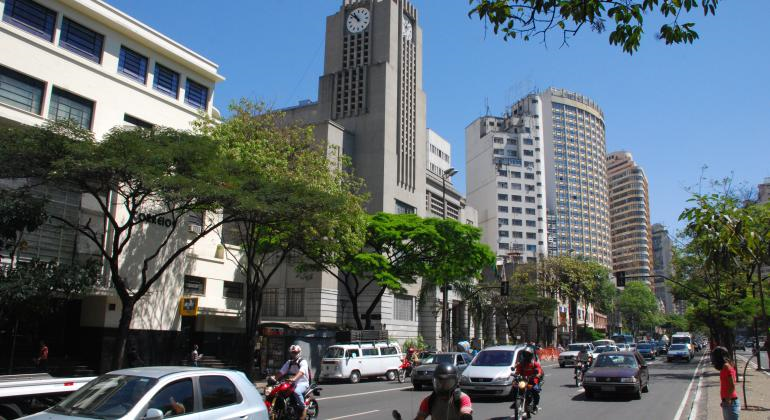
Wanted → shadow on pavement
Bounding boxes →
[572,392,636,402]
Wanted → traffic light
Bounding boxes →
[500,281,510,296]
[615,271,626,287]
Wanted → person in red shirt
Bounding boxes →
[712,346,739,420]
[35,341,49,372]
[414,363,472,420]
[511,348,544,412]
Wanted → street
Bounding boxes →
[317,356,705,420]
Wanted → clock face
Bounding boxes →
[346,7,370,33]
[402,16,413,41]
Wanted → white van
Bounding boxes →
[672,332,694,357]
[318,341,403,383]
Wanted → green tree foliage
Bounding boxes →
[0,188,47,266]
[468,0,719,54]
[618,282,660,338]
[196,100,367,379]
[0,122,231,369]
[494,281,557,344]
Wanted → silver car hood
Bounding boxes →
[21,411,95,419]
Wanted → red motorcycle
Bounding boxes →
[396,357,414,383]
[263,377,321,420]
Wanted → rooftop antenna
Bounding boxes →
[484,97,490,116]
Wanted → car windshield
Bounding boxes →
[595,354,639,368]
[595,346,616,353]
[568,344,587,352]
[670,344,687,350]
[672,337,690,344]
[50,375,158,419]
[324,347,345,358]
[471,350,514,366]
[638,344,652,349]
[429,354,455,365]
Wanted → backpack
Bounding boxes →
[426,387,463,416]
[289,357,312,383]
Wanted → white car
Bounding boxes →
[558,343,595,367]
[592,345,619,358]
[459,345,536,398]
[23,367,268,420]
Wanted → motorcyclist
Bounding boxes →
[510,347,543,413]
[275,344,309,420]
[414,363,473,420]
[574,345,591,380]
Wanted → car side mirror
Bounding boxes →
[511,366,516,372]
[143,408,164,420]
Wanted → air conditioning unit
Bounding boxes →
[188,224,202,234]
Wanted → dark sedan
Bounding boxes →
[411,352,472,390]
[583,351,650,399]
[637,343,656,360]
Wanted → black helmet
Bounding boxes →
[432,363,458,395]
[520,348,534,363]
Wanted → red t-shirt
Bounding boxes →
[515,361,543,384]
[719,365,737,399]
[418,392,473,418]
[39,346,48,361]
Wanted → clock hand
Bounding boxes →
[353,13,361,23]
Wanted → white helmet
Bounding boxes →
[289,344,302,355]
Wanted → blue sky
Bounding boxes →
[109,0,769,232]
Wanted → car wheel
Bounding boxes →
[349,370,361,384]
[634,386,642,400]
[385,370,396,381]
[413,383,422,391]
[585,389,594,399]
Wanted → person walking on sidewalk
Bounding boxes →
[712,346,739,420]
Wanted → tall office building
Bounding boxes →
[466,110,548,261]
[652,224,676,313]
[505,88,611,266]
[607,151,653,281]
[759,177,770,204]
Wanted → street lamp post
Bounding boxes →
[441,167,458,352]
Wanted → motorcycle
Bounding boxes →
[263,376,321,420]
[397,358,412,383]
[511,373,536,420]
[574,356,592,387]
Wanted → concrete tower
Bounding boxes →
[285,0,427,215]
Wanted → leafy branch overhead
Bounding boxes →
[468,0,719,54]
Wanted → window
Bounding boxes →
[262,289,278,316]
[512,172,522,178]
[527,233,537,239]
[148,379,194,417]
[512,195,522,202]
[2,0,55,40]
[123,114,153,129]
[394,294,413,321]
[525,197,536,203]
[396,200,416,215]
[512,207,522,214]
[185,78,208,110]
[362,348,379,356]
[223,282,243,299]
[499,218,509,225]
[497,206,508,213]
[380,347,398,355]
[497,194,508,201]
[200,376,240,410]
[59,18,103,62]
[48,88,93,129]
[183,275,206,295]
[526,221,536,227]
[154,63,179,98]
[0,65,44,114]
[286,288,304,317]
[526,208,536,215]
[345,349,360,358]
[118,46,148,83]
[497,182,508,188]
[512,232,522,238]
[498,230,509,237]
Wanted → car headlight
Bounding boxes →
[493,374,513,385]
[584,376,597,382]
[620,377,637,383]
[460,376,471,385]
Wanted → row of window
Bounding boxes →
[2,0,209,110]
[182,276,305,317]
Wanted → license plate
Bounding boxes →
[601,386,615,392]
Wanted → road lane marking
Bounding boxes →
[689,369,705,419]
[316,385,413,401]
[327,410,380,419]
[673,354,705,420]
[736,354,770,377]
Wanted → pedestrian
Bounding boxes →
[127,344,144,368]
[35,341,49,372]
[712,346,739,420]
[190,344,202,367]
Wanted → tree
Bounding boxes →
[0,122,233,369]
[618,282,659,338]
[468,0,719,54]
[0,188,47,267]
[197,100,367,379]
[540,256,601,342]
[494,282,557,344]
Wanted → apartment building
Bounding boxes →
[652,223,679,314]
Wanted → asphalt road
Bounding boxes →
[315,355,704,420]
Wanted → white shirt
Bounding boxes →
[280,358,309,385]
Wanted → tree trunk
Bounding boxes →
[363,286,387,330]
[569,298,577,343]
[350,294,363,330]
[112,298,135,370]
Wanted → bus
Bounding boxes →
[611,334,634,345]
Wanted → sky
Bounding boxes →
[108,0,770,233]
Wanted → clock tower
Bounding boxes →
[287,0,427,215]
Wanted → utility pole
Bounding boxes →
[441,167,458,352]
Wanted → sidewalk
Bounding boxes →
[695,354,770,420]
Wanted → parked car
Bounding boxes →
[459,345,537,398]
[558,343,595,368]
[615,343,630,351]
[319,341,403,383]
[23,367,269,420]
[636,342,656,360]
[583,351,650,400]
[667,344,692,363]
[411,352,472,390]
